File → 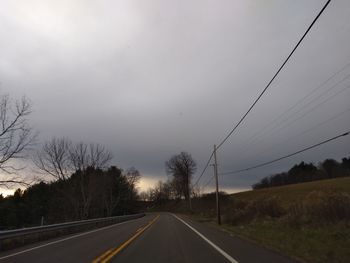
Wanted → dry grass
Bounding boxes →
[150,177,350,262]
[196,177,350,263]
[231,177,350,209]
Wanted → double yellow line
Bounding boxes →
[92,214,160,263]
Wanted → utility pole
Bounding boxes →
[213,144,221,225]
[188,183,192,212]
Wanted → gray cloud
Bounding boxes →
[1,0,349,192]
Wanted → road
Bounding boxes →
[0,213,298,263]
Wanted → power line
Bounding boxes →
[239,82,350,157]
[220,130,350,176]
[193,0,331,187]
[193,151,214,186]
[261,83,350,142]
[288,108,350,140]
[212,103,350,188]
[216,0,332,150]
[241,106,350,164]
[236,64,350,155]
[203,175,215,188]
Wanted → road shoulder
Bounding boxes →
[177,214,301,263]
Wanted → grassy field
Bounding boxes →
[223,221,350,263]
[231,177,350,208]
[191,177,350,263]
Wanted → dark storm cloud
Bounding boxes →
[1,0,349,192]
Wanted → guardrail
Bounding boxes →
[0,213,145,250]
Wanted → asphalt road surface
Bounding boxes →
[0,213,298,263]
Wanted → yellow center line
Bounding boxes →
[92,214,160,263]
[91,249,113,263]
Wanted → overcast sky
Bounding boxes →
[1,0,349,194]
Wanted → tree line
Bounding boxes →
[0,166,139,229]
[0,90,200,229]
[252,157,350,189]
[0,92,143,229]
[139,152,198,206]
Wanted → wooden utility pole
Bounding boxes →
[213,144,221,225]
[188,184,192,211]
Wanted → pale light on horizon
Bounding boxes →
[137,176,162,193]
[0,188,16,197]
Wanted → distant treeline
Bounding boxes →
[0,93,144,230]
[0,166,139,230]
[138,152,197,205]
[252,157,350,190]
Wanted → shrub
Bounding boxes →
[224,196,285,225]
[304,191,350,223]
[284,191,350,226]
[251,197,286,218]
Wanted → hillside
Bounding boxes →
[231,177,350,208]
[187,177,349,263]
[148,178,350,262]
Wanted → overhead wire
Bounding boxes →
[262,83,350,140]
[193,0,332,187]
[216,0,332,151]
[193,151,214,186]
[220,130,350,176]
[240,106,350,164]
[236,63,350,155]
[203,174,215,189]
[238,81,350,159]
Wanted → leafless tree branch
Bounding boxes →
[34,138,113,180]
[33,137,72,181]
[0,94,36,187]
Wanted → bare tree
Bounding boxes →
[69,142,112,172]
[101,167,122,217]
[165,152,197,202]
[34,137,72,181]
[34,138,113,219]
[35,139,113,180]
[89,143,113,169]
[124,167,141,187]
[0,94,36,187]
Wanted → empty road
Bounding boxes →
[0,213,298,263]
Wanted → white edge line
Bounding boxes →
[0,216,144,260]
[172,214,239,263]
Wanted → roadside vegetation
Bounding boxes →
[0,92,142,230]
[221,179,350,263]
[0,166,140,229]
[253,158,350,189]
[153,178,350,263]
[144,155,350,263]
[1,91,349,261]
